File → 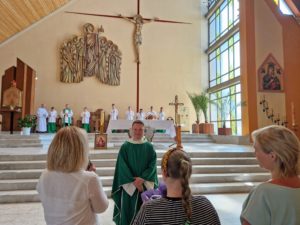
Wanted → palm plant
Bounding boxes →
[187,92,211,123]
[214,97,246,128]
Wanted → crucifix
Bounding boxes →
[169,95,184,149]
[66,0,190,112]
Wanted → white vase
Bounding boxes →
[22,127,31,136]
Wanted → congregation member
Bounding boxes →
[36,104,48,133]
[61,104,73,126]
[47,107,57,133]
[146,106,157,119]
[125,106,135,120]
[136,108,145,120]
[158,106,165,120]
[133,148,221,225]
[241,125,300,225]
[112,120,158,225]
[110,103,119,120]
[81,107,91,132]
[37,126,109,225]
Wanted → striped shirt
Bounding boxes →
[132,195,221,225]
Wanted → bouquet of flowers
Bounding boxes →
[141,182,167,203]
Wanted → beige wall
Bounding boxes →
[254,0,286,128]
[0,0,207,128]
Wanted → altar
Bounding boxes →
[106,120,176,138]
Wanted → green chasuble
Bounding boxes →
[62,108,72,126]
[112,139,158,225]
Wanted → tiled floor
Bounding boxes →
[0,194,247,225]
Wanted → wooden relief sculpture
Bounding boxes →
[60,23,122,85]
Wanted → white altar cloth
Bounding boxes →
[107,120,176,138]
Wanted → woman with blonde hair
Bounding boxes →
[132,148,220,225]
[241,125,300,225]
[37,126,109,225]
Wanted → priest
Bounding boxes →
[112,120,158,225]
[36,104,48,133]
[60,104,73,126]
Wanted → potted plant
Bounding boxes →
[187,92,214,134]
[17,114,37,135]
[214,97,246,135]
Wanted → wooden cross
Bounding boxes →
[169,95,184,149]
[65,0,190,112]
[169,95,184,125]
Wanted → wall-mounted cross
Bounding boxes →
[66,0,191,112]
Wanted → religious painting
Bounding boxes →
[258,54,284,92]
[94,133,107,149]
[60,23,122,86]
[2,80,22,110]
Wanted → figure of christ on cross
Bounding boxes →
[65,0,191,112]
[119,14,158,64]
[169,95,184,149]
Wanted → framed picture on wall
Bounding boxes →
[258,54,284,92]
[94,133,107,149]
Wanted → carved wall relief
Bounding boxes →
[60,23,122,85]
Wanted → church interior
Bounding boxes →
[0,0,300,224]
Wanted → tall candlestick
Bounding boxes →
[100,111,105,126]
[291,102,296,126]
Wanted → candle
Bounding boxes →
[100,111,105,126]
[291,102,296,126]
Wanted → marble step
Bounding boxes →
[0,173,270,191]
[0,157,259,170]
[0,143,43,148]
[0,151,255,161]
[0,163,266,179]
[95,165,265,176]
[0,182,261,203]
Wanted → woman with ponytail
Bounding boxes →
[132,148,220,225]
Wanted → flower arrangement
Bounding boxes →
[17,114,37,128]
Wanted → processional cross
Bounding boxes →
[169,95,184,149]
[66,0,190,112]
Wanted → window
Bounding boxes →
[209,32,240,87]
[207,0,242,135]
[274,0,293,15]
[210,84,242,135]
[208,0,239,46]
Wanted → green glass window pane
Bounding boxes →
[229,0,233,25]
[234,41,240,68]
[229,46,234,71]
[229,36,234,46]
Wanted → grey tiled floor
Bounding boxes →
[0,194,246,225]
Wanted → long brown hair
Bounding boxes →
[161,149,193,222]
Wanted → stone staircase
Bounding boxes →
[0,134,43,148]
[0,132,214,148]
[0,149,269,203]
